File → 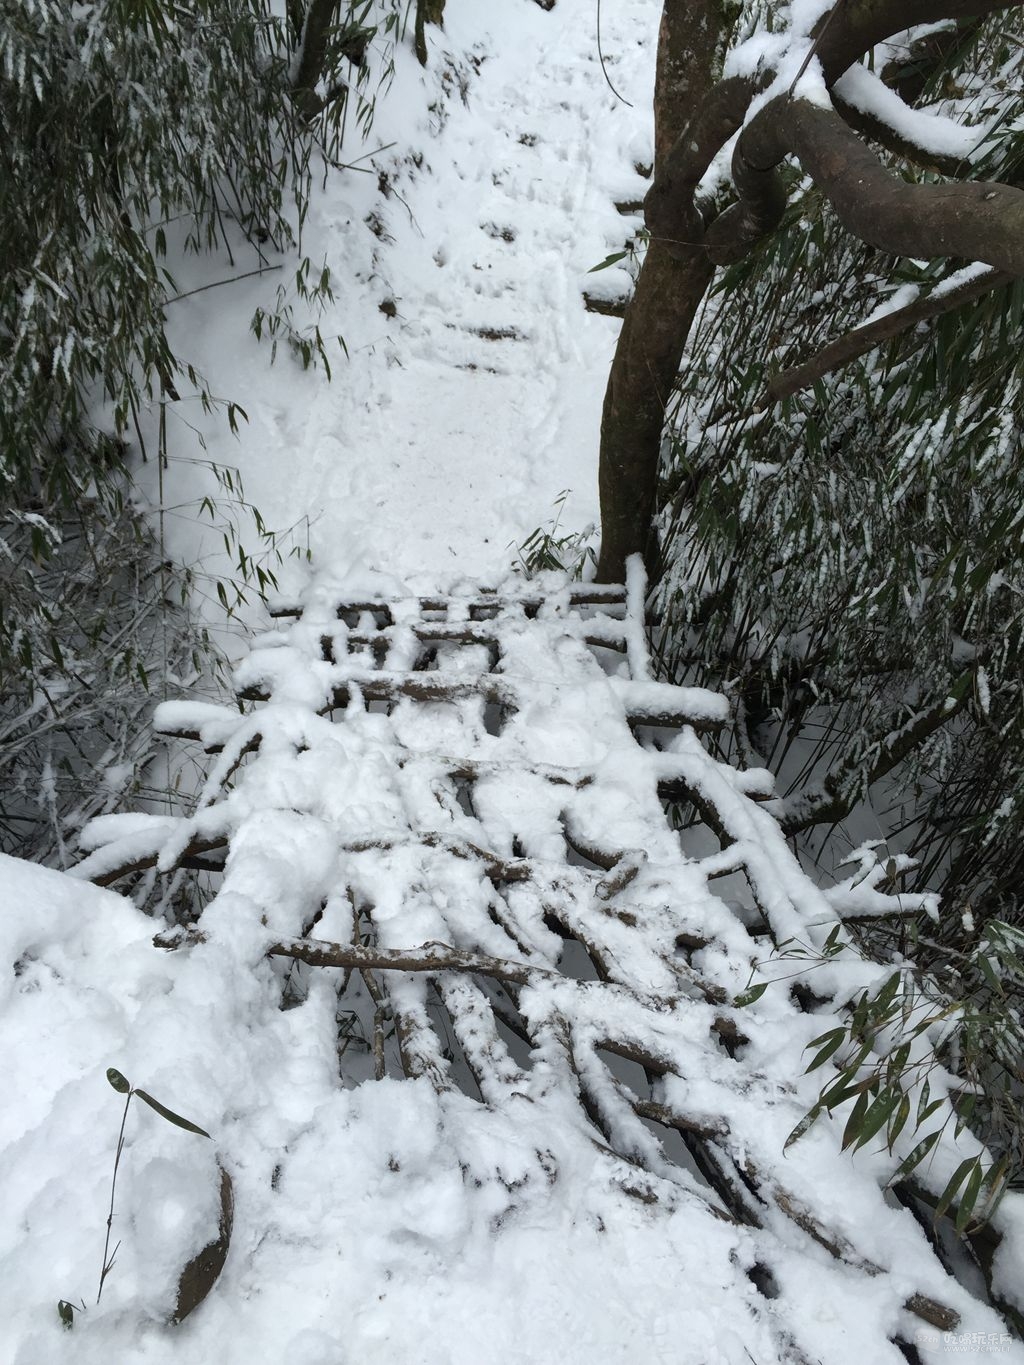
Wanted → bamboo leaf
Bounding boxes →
[587,250,629,273]
[733,982,768,1008]
[894,1129,941,1181]
[106,1068,131,1094]
[872,971,902,1016]
[784,1104,821,1151]
[852,1086,901,1151]
[954,1159,986,1234]
[935,1157,978,1222]
[916,1078,931,1125]
[805,1028,847,1072]
[888,1091,911,1151]
[133,1089,211,1139]
[840,1086,873,1151]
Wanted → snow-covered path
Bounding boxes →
[157,0,657,587]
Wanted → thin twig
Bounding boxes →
[595,0,633,107]
[787,0,847,97]
[163,265,282,307]
[97,1089,132,1304]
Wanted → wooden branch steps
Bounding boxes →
[72,562,1010,1356]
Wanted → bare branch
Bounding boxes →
[768,1181,961,1330]
[268,935,548,987]
[764,266,1013,402]
[831,91,970,179]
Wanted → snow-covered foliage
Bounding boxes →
[656,8,1024,997]
[0,0,404,863]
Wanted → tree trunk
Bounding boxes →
[415,0,446,66]
[292,0,340,122]
[597,244,712,581]
[594,0,1024,583]
[595,1,729,583]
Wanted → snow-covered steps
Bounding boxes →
[72,562,1021,1359]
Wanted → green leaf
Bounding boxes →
[821,923,844,957]
[871,971,902,1017]
[979,1156,1010,1223]
[852,1086,902,1151]
[935,1156,978,1222]
[955,1159,986,1234]
[805,1028,847,1072]
[916,1078,931,1125]
[977,954,1005,998]
[587,250,629,273]
[732,982,768,1008]
[954,1092,975,1138]
[57,1301,75,1331]
[819,1066,873,1112]
[133,1089,211,1139]
[784,1104,821,1151]
[888,1092,911,1152]
[106,1067,131,1094]
[841,1086,873,1151]
[918,1098,944,1126]
[884,1042,911,1081]
[894,1129,941,1181]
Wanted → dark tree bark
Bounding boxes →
[595,0,1024,583]
[763,267,1012,402]
[292,0,341,122]
[596,1,734,581]
[415,0,446,67]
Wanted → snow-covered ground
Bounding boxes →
[150,0,656,594]
[4,4,1024,1364]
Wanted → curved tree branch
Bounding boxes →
[764,265,1013,401]
[735,95,1024,273]
[705,86,1024,270]
[812,0,1023,86]
[597,0,1024,577]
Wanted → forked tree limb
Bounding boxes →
[597,0,1024,578]
[89,833,229,887]
[643,75,753,259]
[811,0,1023,87]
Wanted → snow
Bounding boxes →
[8,566,1021,1361]
[143,0,660,597]
[3,2,1024,1362]
[834,62,987,160]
